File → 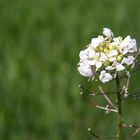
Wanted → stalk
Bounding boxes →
[116,74,123,140]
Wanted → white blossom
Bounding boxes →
[121,56,135,66]
[108,50,118,57]
[103,28,113,38]
[106,62,125,71]
[77,28,137,83]
[105,66,114,71]
[119,36,137,54]
[100,52,107,62]
[88,60,96,65]
[99,70,113,83]
[88,49,96,59]
[91,36,104,48]
[109,57,116,62]
[95,61,102,69]
[78,63,93,77]
[79,47,90,60]
[128,39,137,53]
[79,52,88,61]
[113,37,122,43]
[89,59,102,69]
[115,62,125,71]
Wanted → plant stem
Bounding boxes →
[116,74,123,140]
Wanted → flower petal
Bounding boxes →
[78,63,93,77]
[105,66,114,71]
[108,50,118,57]
[99,70,113,83]
[115,63,125,71]
[103,28,113,38]
[96,61,102,69]
[121,56,135,65]
[91,36,104,48]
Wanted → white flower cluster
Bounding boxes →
[78,28,137,83]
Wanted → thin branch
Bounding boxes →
[88,128,101,139]
[88,128,118,139]
[133,128,140,136]
[84,94,118,113]
[96,104,118,113]
[122,123,140,129]
[122,88,140,100]
[79,85,116,96]
[122,123,140,136]
[90,92,117,96]
[98,86,117,110]
[123,71,130,96]
[122,93,140,101]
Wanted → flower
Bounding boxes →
[129,39,137,53]
[114,62,125,71]
[91,36,104,48]
[121,56,135,66]
[103,28,113,39]
[99,70,113,83]
[78,62,93,78]
[105,61,125,71]
[77,28,138,83]
[119,36,137,54]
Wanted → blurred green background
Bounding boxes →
[0,0,140,139]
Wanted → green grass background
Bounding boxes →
[0,0,140,139]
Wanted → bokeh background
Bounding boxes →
[0,0,140,139]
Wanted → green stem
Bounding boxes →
[116,74,123,140]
